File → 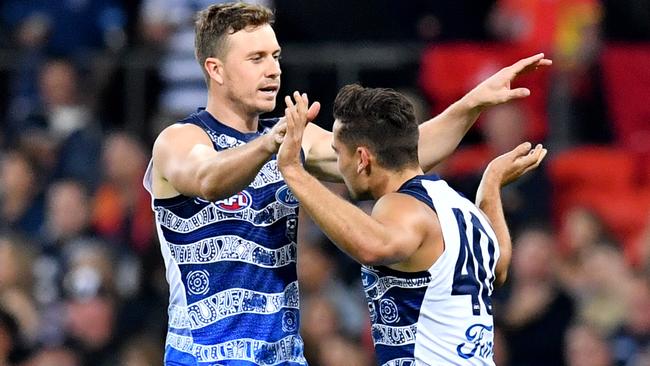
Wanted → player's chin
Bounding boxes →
[256,100,276,113]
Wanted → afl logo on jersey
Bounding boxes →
[276,185,299,208]
[215,191,252,212]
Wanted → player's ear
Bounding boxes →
[205,57,224,85]
[356,147,371,175]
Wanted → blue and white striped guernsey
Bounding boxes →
[144,109,306,366]
[362,174,499,366]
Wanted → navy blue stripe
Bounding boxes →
[373,265,430,278]
[192,109,278,141]
[374,344,416,365]
[154,194,193,208]
[397,175,438,212]
[154,185,289,214]
[179,261,297,295]
[160,219,293,247]
[191,311,301,343]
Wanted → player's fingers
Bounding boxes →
[510,53,544,73]
[306,101,321,122]
[293,91,303,110]
[513,142,533,157]
[293,91,307,122]
[522,144,543,164]
[290,103,302,137]
[522,147,547,174]
[533,147,548,166]
[299,93,309,121]
[300,92,308,107]
[285,95,295,109]
[284,107,292,127]
[508,88,531,100]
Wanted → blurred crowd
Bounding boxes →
[0,1,649,365]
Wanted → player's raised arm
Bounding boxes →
[476,142,548,286]
[417,53,552,171]
[301,54,551,181]
[151,120,286,201]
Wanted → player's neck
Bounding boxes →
[370,166,424,199]
[205,96,259,133]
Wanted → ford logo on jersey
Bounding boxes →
[215,191,252,212]
[276,185,299,208]
[361,267,379,290]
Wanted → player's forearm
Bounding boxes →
[476,173,511,286]
[302,126,344,183]
[197,136,275,201]
[417,95,482,172]
[304,150,343,183]
[281,166,389,264]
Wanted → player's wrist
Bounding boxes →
[262,134,280,155]
[460,87,488,112]
[482,165,506,188]
[280,162,308,185]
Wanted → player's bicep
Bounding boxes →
[371,194,429,264]
[153,124,216,196]
[302,123,342,182]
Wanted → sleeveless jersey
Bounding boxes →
[361,174,499,366]
[144,109,306,366]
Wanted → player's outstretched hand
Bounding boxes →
[466,53,552,109]
[277,91,310,171]
[484,142,548,187]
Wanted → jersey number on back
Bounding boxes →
[451,208,496,316]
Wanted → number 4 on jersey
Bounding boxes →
[451,208,496,316]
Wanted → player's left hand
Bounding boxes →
[277,91,310,171]
[465,53,552,109]
[484,142,548,187]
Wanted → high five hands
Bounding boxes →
[267,93,320,154]
[277,91,311,171]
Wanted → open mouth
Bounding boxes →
[259,85,279,96]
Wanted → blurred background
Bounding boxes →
[0,0,649,365]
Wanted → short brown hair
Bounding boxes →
[194,2,274,83]
[333,84,419,171]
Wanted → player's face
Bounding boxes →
[332,120,371,200]
[221,24,281,115]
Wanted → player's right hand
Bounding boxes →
[265,118,287,154]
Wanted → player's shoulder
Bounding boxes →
[156,122,207,143]
[152,122,212,158]
[374,191,435,221]
[373,192,440,245]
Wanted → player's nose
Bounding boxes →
[266,57,281,78]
